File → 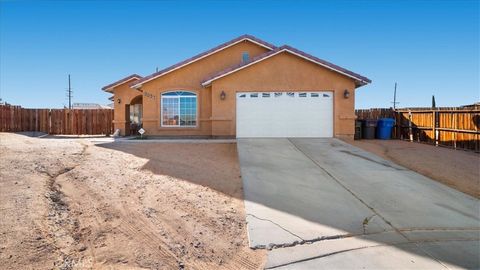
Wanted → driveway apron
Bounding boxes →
[237,138,480,269]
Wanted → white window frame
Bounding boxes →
[160,91,198,128]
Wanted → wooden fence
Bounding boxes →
[0,105,113,135]
[356,108,480,152]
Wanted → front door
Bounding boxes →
[129,103,142,135]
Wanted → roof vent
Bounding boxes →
[242,52,250,63]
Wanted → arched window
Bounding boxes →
[161,91,197,127]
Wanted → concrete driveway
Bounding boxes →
[237,138,480,269]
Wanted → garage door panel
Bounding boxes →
[236,92,333,138]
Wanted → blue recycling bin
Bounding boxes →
[376,118,395,139]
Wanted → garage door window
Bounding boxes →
[161,91,197,127]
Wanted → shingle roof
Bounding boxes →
[101,74,142,92]
[130,34,276,88]
[201,45,371,87]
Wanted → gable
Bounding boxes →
[209,51,357,91]
[202,45,371,88]
[131,35,274,89]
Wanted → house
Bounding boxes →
[101,34,371,138]
[72,103,113,109]
[461,102,480,110]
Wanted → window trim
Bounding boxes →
[160,91,198,128]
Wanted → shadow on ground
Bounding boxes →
[97,142,243,199]
[95,139,480,269]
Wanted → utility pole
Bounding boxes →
[67,74,73,109]
[392,82,399,110]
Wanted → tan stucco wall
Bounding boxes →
[109,42,360,138]
[210,52,357,138]
[138,40,270,136]
[111,81,142,135]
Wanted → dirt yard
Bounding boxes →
[0,133,265,270]
[345,139,480,198]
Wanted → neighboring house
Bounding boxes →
[102,34,371,138]
[461,102,480,110]
[72,103,113,109]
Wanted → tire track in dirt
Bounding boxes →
[116,210,186,269]
[135,184,263,270]
[34,143,89,269]
[55,143,182,269]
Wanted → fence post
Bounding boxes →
[395,111,400,139]
[35,109,38,132]
[453,112,457,149]
[408,110,413,142]
[435,111,440,146]
[10,107,14,132]
[48,109,52,134]
[433,110,437,146]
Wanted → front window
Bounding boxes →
[161,91,197,127]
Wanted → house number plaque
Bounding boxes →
[144,91,156,100]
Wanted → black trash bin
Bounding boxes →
[362,119,377,139]
[354,120,363,140]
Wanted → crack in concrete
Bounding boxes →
[246,213,304,248]
[248,214,398,250]
[266,235,478,270]
[266,235,480,269]
[265,246,370,269]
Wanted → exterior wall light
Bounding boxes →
[220,91,226,100]
[343,89,350,99]
[117,98,122,104]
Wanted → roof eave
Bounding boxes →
[354,80,370,89]
[101,75,142,92]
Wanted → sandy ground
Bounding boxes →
[0,133,265,270]
[345,139,480,198]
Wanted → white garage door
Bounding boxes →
[236,91,333,138]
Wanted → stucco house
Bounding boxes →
[102,34,371,138]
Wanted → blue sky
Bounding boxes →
[0,0,478,109]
